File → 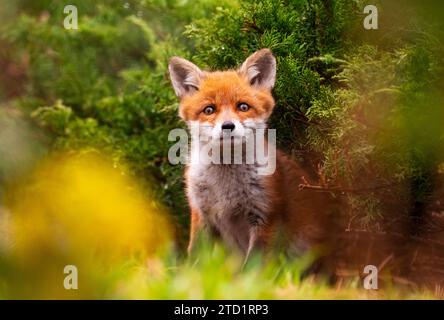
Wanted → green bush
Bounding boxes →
[1,0,444,243]
[186,0,444,229]
[1,0,235,244]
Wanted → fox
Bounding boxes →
[168,49,334,262]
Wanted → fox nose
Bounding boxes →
[221,121,235,132]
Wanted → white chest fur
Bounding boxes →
[187,161,269,253]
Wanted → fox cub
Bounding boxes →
[169,49,332,259]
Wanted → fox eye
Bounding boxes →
[203,105,215,115]
[237,103,250,112]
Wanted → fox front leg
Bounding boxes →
[243,210,268,266]
[187,208,202,255]
[244,226,260,265]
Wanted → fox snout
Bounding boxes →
[221,121,235,131]
[191,118,248,145]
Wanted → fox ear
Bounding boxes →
[239,49,276,90]
[168,57,204,98]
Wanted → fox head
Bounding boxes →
[168,49,276,145]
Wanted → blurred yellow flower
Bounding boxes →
[1,152,172,298]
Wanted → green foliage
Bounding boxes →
[1,0,444,241]
[1,0,236,243]
[185,0,444,226]
[186,0,359,152]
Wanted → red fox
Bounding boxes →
[169,49,333,260]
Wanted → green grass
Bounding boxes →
[103,241,438,300]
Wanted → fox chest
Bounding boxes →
[187,164,269,252]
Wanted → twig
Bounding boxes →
[378,253,394,272]
[298,181,399,194]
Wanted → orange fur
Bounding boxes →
[169,49,334,259]
[180,71,274,124]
